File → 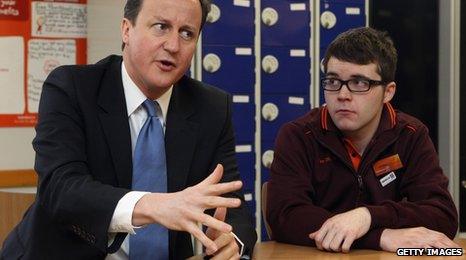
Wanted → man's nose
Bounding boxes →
[337,84,352,99]
[163,32,180,53]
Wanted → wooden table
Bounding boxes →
[253,240,466,259]
[0,189,36,244]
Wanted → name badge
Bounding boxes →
[380,171,397,187]
[373,154,403,177]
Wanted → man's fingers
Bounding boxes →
[203,196,241,209]
[435,238,461,249]
[215,233,235,252]
[207,181,243,196]
[210,234,239,260]
[198,212,232,234]
[188,224,218,255]
[313,225,330,250]
[321,228,337,251]
[213,207,227,222]
[341,234,356,253]
[329,232,345,252]
[206,207,227,239]
[201,164,224,186]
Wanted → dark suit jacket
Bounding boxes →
[1,55,256,260]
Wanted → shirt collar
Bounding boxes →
[121,61,172,121]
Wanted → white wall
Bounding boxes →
[87,0,125,63]
[0,0,125,170]
[0,128,35,170]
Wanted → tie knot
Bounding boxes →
[143,99,159,117]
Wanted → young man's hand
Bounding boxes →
[309,207,371,253]
[380,227,460,252]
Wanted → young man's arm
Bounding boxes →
[267,122,335,246]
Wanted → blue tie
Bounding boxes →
[130,99,169,260]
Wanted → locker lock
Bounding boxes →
[320,11,337,29]
[262,102,279,121]
[203,53,221,73]
[262,7,279,26]
[320,58,325,73]
[206,4,221,23]
[262,150,275,168]
[262,55,279,74]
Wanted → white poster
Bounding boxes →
[0,36,24,114]
[31,1,87,38]
[27,39,76,113]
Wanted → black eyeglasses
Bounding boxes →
[321,78,386,92]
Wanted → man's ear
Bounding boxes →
[121,18,132,47]
[383,82,396,103]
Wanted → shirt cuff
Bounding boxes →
[231,232,245,256]
[108,191,149,234]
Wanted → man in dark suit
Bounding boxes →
[1,0,256,259]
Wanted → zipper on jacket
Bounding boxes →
[355,174,363,206]
[314,138,364,206]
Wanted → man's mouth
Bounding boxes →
[157,59,176,71]
[336,109,355,115]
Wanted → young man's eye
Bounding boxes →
[326,78,340,85]
[354,79,369,86]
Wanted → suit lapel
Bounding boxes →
[97,57,133,189]
[166,77,199,257]
[165,76,199,193]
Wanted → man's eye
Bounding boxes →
[354,79,369,86]
[180,30,193,40]
[153,23,167,31]
[327,79,339,85]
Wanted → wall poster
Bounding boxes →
[0,0,87,127]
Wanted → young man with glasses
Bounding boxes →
[266,27,459,253]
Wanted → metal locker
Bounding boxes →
[202,45,255,94]
[203,1,254,45]
[261,0,310,47]
[261,94,309,143]
[236,144,255,191]
[261,46,310,94]
[320,1,365,48]
[232,96,255,143]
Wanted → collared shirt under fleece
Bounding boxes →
[267,103,458,249]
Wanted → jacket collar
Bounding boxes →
[320,102,397,135]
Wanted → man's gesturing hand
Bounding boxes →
[133,164,243,254]
[205,207,241,259]
[309,207,371,253]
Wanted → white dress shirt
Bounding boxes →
[105,62,244,259]
[105,62,172,260]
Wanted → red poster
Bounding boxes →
[0,0,28,20]
[0,0,87,127]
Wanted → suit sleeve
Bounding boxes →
[209,93,257,255]
[33,67,129,253]
[365,126,458,239]
[267,123,335,246]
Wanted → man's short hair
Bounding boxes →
[122,0,211,50]
[322,27,398,83]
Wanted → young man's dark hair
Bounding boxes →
[121,0,211,50]
[322,27,398,83]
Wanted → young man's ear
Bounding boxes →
[383,82,396,103]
